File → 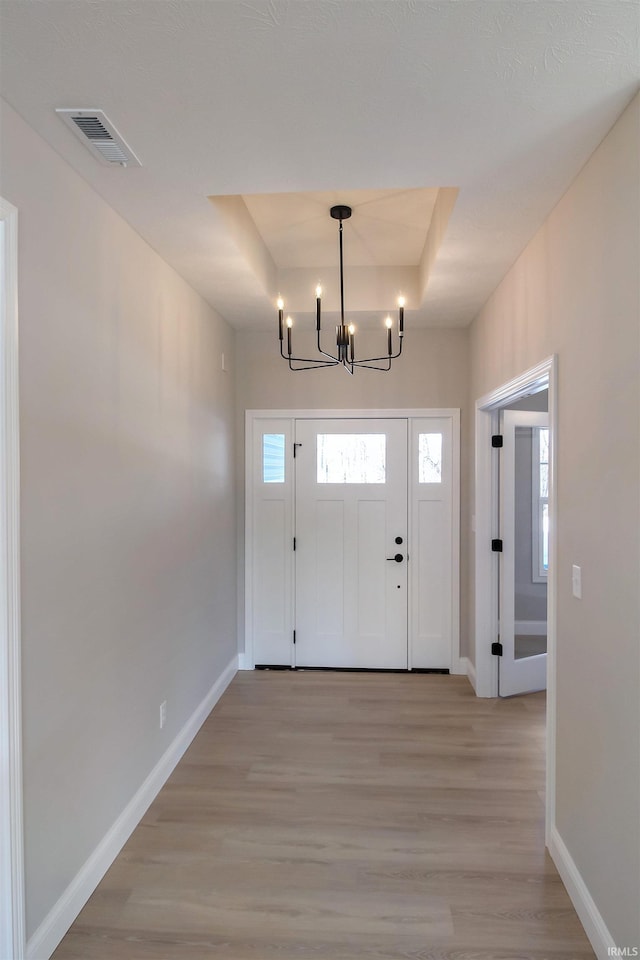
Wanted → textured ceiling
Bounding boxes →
[0,1,638,329]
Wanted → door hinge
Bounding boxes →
[293,537,296,551]
[491,538,503,552]
[293,442,302,458]
[492,434,503,448]
[293,630,296,645]
[492,641,503,656]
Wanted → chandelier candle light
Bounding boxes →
[277,205,405,372]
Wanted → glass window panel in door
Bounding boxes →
[316,434,386,484]
[418,433,442,484]
[514,425,547,660]
[263,433,286,483]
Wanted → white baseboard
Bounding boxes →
[515,619,547,636]
[451,657,477,691]
[549,825,616,960]
[237,652,253,670]
[465,657,477,691]
[26,654,239,960]
[450,657,466,675]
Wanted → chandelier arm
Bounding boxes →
[351,353,395,363]
[288,355,339,364]
[351,360,392,371]
[316,328,340,362]
[283,323,338,366]
[351,336,404,365]
[287,350,339,365]
[288,358,340,371]
[391,335,404,359]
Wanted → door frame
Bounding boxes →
[244,408,460,674]
[0,197,26,959]
[474,356,557,843]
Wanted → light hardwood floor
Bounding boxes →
[53,671,595,959]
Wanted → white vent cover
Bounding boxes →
[55,109,141,166]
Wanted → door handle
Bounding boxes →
[386,553,404,563]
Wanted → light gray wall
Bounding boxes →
[235,326,471,658]
[469,94,640,946]
[1,101,237,939]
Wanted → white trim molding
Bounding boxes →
[0,197,25,960]
[451,656,477,692]
[449,657,467,676]
[465,657,477,691]
[549,826,616,960]
[26,655,238,960]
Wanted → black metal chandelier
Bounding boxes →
[277,205,405,373]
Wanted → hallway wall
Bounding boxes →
[469,93,640,948]
[0,101,237,942]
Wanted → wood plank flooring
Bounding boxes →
[53,671,595,959]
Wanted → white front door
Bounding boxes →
[499,410,549,696]
[294,419,408,668]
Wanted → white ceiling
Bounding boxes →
[1,1,638,330]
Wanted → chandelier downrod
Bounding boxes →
[278,204,405,373]
[334,205,349,330]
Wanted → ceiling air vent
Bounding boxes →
[55,109,141,166]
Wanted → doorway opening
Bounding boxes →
[498,400,549,696]
[474,355,557,844]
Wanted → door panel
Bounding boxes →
[294,419,408,669]
[416,499,446,658]
[410,417,453,668]
[499,410,548,696]
[251,419,294,666]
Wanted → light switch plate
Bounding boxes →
[572,564,582,599]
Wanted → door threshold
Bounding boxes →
[255,665,450,674]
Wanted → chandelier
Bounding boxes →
[277,205,405,373]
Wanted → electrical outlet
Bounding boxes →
[159,700,167,729]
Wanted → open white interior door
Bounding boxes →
[499,410,549,696]
[294,419,408,669]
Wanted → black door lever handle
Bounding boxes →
[386,554,404,563]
